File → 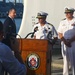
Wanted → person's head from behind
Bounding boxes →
[8,8,16,19]
[36,11,48,24]
[64,7,75,19]
[0,21,3,41]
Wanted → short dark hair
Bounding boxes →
[8,7,16,14]
[0,21,3,32]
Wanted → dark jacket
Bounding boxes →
[4,17,16,37]
[3,17,16,48]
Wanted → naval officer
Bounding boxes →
[57,7,75,75]
[3,8,17,49]
[32,11,58,44]
[32,11,58,74]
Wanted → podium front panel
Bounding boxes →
[18,39,51,75]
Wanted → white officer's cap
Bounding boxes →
[36,11,48,18]
[64,7,75,13]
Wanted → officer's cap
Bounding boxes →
[65,7,75,13]
[36,11,48,18]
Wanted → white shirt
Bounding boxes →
[58,17,75,39]
[58,17,75,53]
[32,22,57,39]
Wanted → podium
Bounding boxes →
[18,39,52,75]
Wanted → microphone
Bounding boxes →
[31,26,38,38]
[25,26,38,39]
[34,26,38,32]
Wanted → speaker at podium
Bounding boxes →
[18,39,52,75]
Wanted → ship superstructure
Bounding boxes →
[0,0,23,18]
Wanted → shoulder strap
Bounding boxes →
[47,22,53,26]
[62,18,66,20]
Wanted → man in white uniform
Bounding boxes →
[58,7,75,75]
[32,11,58,44]
[32,11,58,75]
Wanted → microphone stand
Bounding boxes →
[25,26,38,39]
[25,32,34,39]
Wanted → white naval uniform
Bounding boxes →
[32,22,57,39]
[57,17,75,75]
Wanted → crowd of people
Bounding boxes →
[0,6,75,75]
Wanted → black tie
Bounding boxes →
[13,19,15,24]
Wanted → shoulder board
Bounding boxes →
[47,22,53,26]
[62,18,66,20]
